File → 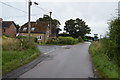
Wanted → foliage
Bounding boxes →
[2,49,39,74]
[16,36,28,39]
[2,36,40,74]
[46,36,80,45]
[57,36,78,45]
[89,41,119,78]
[2,36,37,50]
[108,19,120,66]
[16,24,20,33]
[3,34,10,37]
[36,15,62,35]
[78,36,83,42]
[64,18,91,38]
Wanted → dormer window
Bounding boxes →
[31,27,35,31]
[23,27,27,31]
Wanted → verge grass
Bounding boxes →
[89,41,119,78]
[2,36,40,75]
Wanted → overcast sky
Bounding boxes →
[0,0,119,37]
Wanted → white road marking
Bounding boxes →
[44,49,56,54]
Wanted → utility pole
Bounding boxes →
[118,1,120,19]
[49,11,52,38]
[28,0,32,40]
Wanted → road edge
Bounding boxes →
[2,53,47,79]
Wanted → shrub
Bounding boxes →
[78,36,83,42]
[3,34,10,37]
[89,41,119,78]
[57,36,76,45]
[46,36,79,45]
[16,36,28,39]
[19,37,37,50]
[2,38,20,50]
[2,36,37,50]
[109,19,120,65]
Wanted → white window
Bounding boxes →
[23,27,27,31]
[31,27,35,31]
[37,36,42,40]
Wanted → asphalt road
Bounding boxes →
[20,42,94,78]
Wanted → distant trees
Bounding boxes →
[64,18,91,38]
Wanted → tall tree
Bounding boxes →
[64,18,91,38]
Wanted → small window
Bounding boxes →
[23,27,27,31]
[31,27,35,31]
[37,35,42,40]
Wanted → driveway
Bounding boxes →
[20,42,94,78]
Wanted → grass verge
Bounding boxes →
[2,36,40,75]
[2,48,40,75]
[89,41,119,79]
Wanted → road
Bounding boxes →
[19,42,94,78]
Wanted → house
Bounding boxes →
[20,21,51,43]
[0,19,17,37]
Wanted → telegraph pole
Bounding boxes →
[118,1,120,19]
[28,0,32,40]
[49,12,52,38]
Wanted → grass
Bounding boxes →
[89,41,119,79]
[2,49,40,75]
[2,36,40,75]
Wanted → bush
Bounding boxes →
[46,36,79,45]
[2,36,37,50]
[16,36,28,39]
[19,38,37,50]
[109,19,120,65]
[3,34,10,37]
[2,36,40,74]
[2,38,20,50]
[89,41,119,78]
[78,36,83,42]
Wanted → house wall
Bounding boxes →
[20,33,47,43]
[2,24,16,37]
[0,28,2,35]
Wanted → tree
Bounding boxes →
[64,18,91,38]
[36,15,61,36]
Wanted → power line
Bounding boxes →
[0,1,27,14]
[33,5,50,13]
[2,13,44,19]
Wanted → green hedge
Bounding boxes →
[89,41,119,78]
[46,36,82,45]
